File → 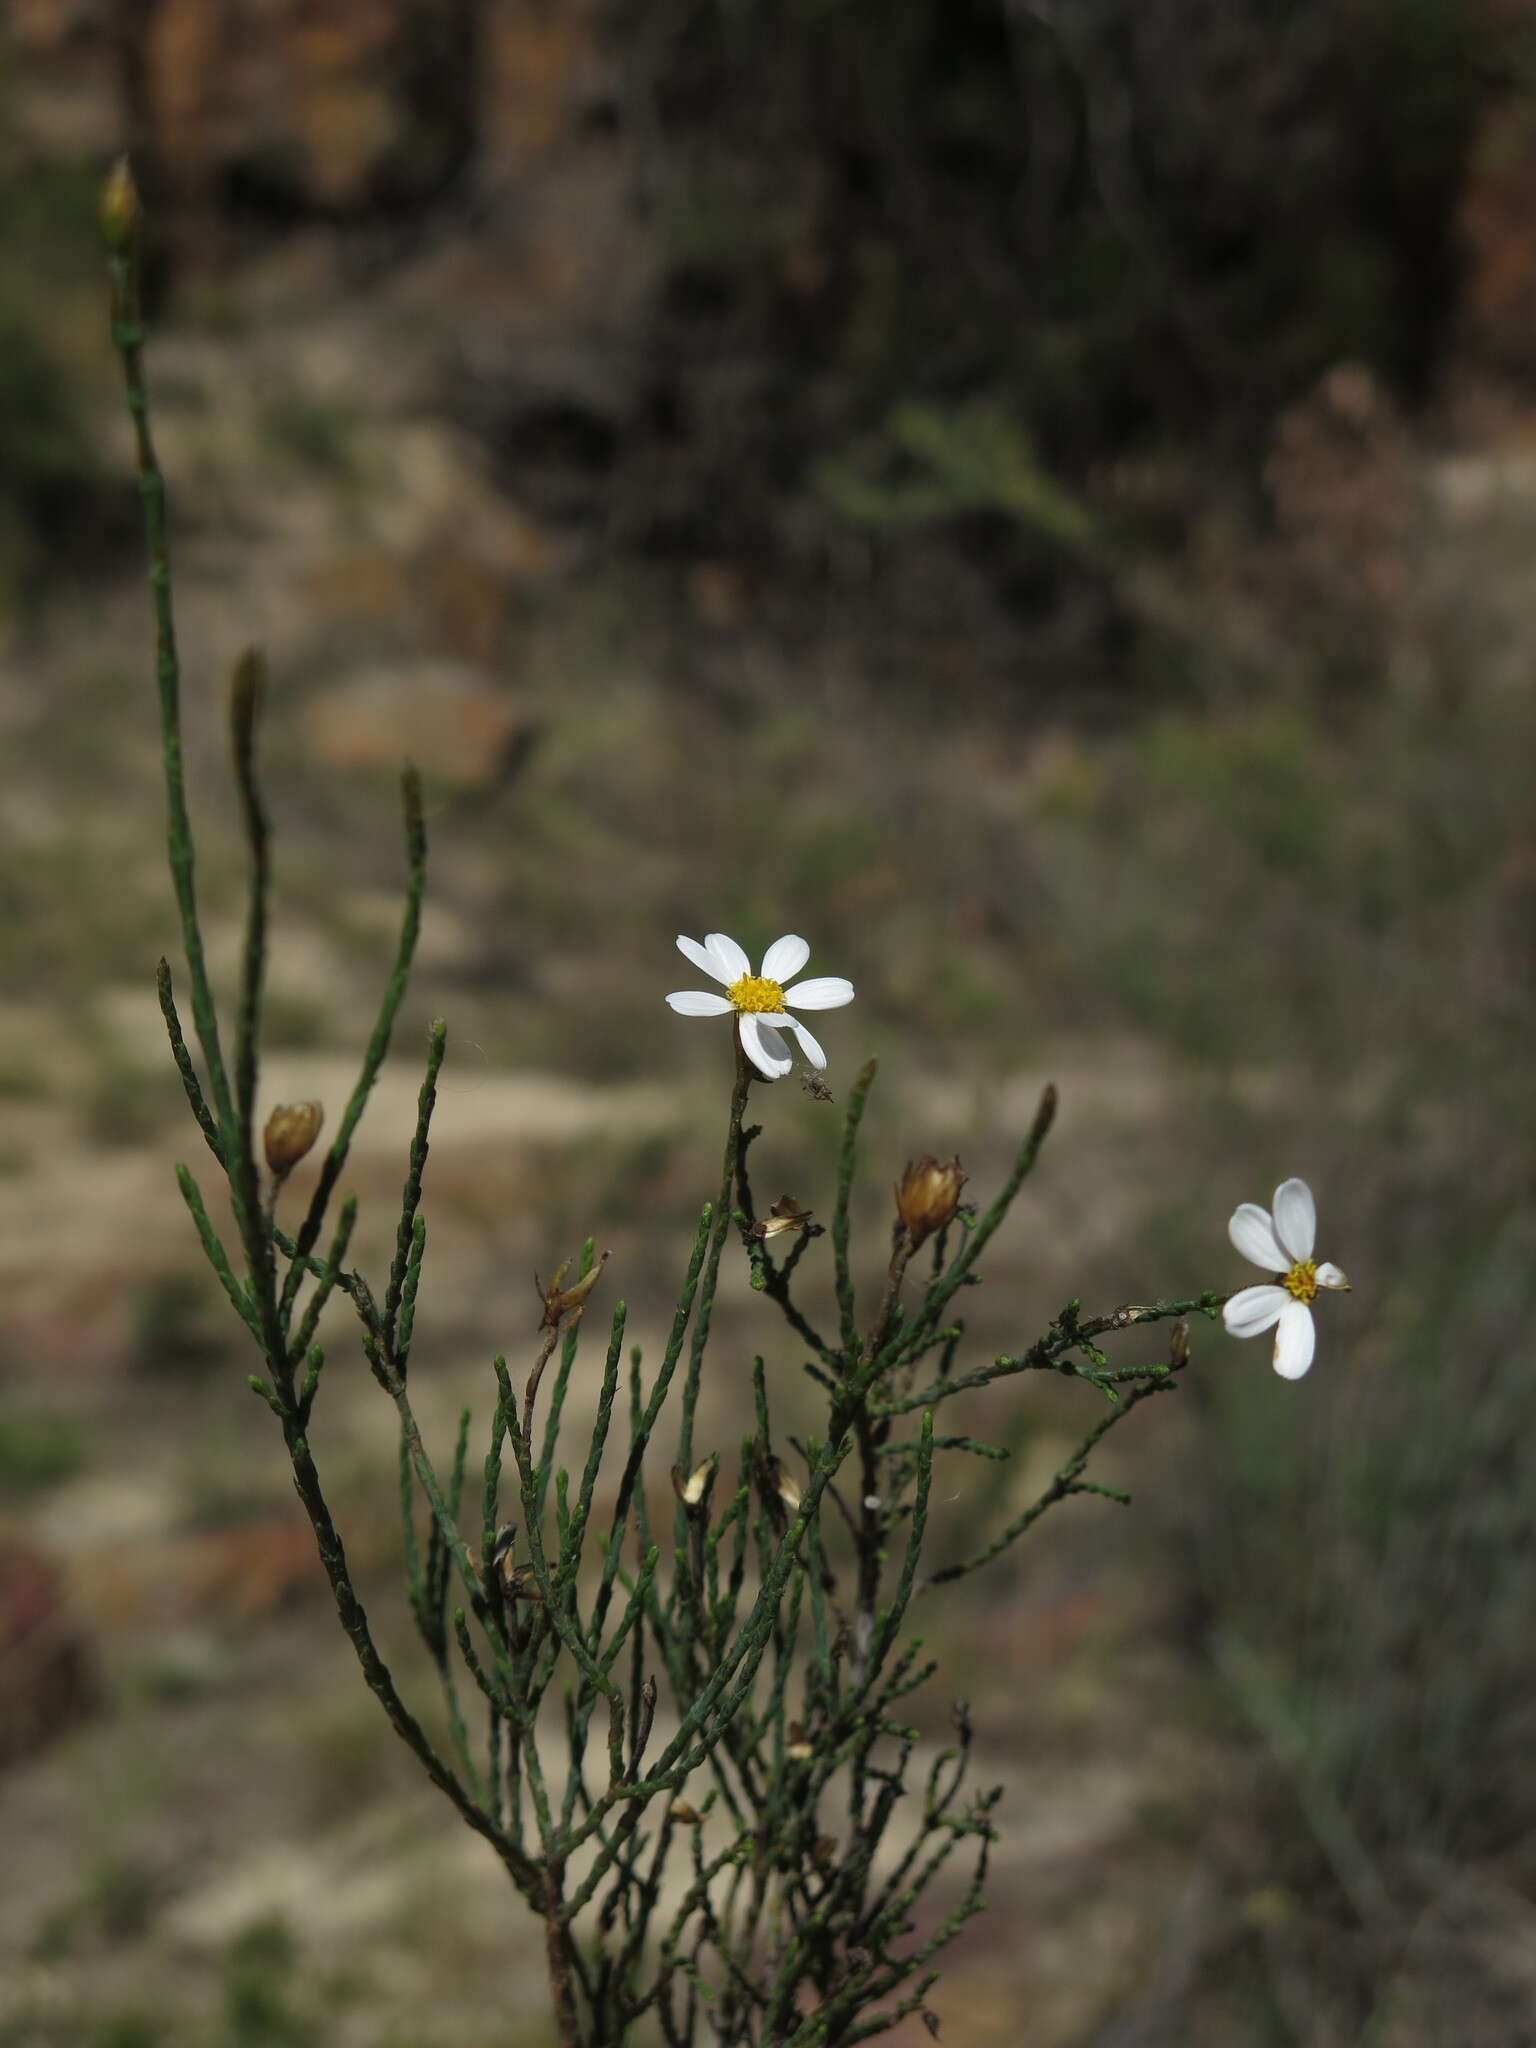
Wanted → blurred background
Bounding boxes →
[2,2,1535,2042]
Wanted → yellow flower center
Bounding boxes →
[727,973,786,1014]
[1283,1259,1318,1303]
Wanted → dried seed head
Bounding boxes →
[263,1100,324,1177]
[537,1249,611,1330]
[1113,1304,1158,1327]
[672,1454,718,1510]
[750,1194,814,1242]
[490,1524,518,1582]
[504,1562,544,1604]
[766,1457,802,1513]
[895,1155,967,1250]
[100,157,142,253]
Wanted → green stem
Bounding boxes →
[678,1038,752,1473]
[107,237,234,1142]
[832,1060,878,1360]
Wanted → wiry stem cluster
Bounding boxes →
[107,166,1220,2046]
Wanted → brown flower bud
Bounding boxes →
[785,1721,814,1763]
[100,157,142,254]
[894,1155,967,1250]
[263,1100,324,1177]
[669,1799,702,1825]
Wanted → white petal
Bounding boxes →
[783,977,854,1011]
[761,934,810,983]
[1272,1301,1316,1379]
[788,1018,827,1069]
[1228,1203,1288,1272]
[705,932,751,982]
[1315,1261,1350,1291]
[676,935,731,985]
[666,990,734,1016]
[1272,1179,1317,1263]
[739,1014,792,1080]
[1223,1284,1289,1338]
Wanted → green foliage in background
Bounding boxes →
[631,0,1491,572]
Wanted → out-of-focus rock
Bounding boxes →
[178,1509,321,1622]
[304,660,535,788]
[482,0,604,176]
[1457,13,1536,380]
[141,0,477,216]
[11,0,605,220]
[1265,363,1413,610]
[0,1527,95,1767]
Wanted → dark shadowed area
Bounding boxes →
[2,3,1535,2044]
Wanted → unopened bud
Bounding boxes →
[100,157,142,253]
[669,1799,701,1825]
[894,1155,967,1250]
[785,1721,814,1763]
[263,1100,324,1177]
[1169,1320,1190,1368]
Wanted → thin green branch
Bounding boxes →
[876,1293,1221,1417]
[832,1060,878,1359]
[924,1367,1181,1588]
[156,958,224,1166]
[106,197,234,1141]
[278,765,427,1323]
[384,1019,447,1349]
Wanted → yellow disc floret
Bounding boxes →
[1282,1259,1318,1303]
[728,974,786,1014]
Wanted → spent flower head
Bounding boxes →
[1223,1177,1349,1379]
[749,1194,815,1241]
[895,1155,968,1250]
[666,931,853,1080]
[672,1454,719,1511]
[263,1100,324,1177]
[536,1250,611,1330]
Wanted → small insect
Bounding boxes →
[800,1070,835,1103]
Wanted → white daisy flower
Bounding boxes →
[666,932,854,1081]
[1223,1177,1349,1380]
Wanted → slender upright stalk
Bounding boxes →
[678,1033,753,1473]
